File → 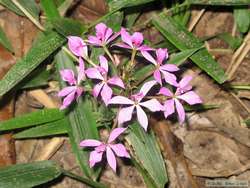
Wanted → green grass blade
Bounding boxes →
[0,26,13,53]
[0,31,66,97]
[0,108,64,131]
[153,14,227,84]
[233,7,250,33]
[107,0,156,10]
[41,0,60,19]
[0,0,24,16]
[14,118,68,139]
[0,161,62,188]
[187,0,250,5]
[126,124,168,188]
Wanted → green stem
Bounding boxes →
[103,45,115,64]
[229,85,250,90]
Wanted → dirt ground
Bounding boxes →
[0,1,249,188]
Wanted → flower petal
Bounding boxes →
[89,150,103,168]
[93,82,104,98]
[87,36,102,46]
[156,48,168,64]
[99,55,109,72]
[174,99,185,124]
[76,87,84,98]
[107,76,125,88]
[85,68,104,80]
[118,106,135,125]
[77,58,85,83]
[110,144,130,158]
[60,69,76,85]
[115,43,132,49]
[108,96,134,105]
[104,28,113,42]
[58,86,76,97]
[158,87,173,97]
[67,36,87,57]
[79,139,102,147]
[179,75,193,89]
[108,128,127,143]
[101,84,113,105]
[161,71,178,86]
[60,91,76,110]
[139,80,157,98]
[106,146,117,172]
[95,23,107,38]
[153,69,162,85]
[160,64,179,72]
[131,32,143,47]
[121,28,133,48]
[136,105,148,131]
[177,91,202,105]
[139,99,162,112]
[141,51,157,65]
[163,99,175,118]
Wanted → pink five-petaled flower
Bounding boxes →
[87,23,120,47]
[58,58,85,110]
[68,36,88,58]
[79,128,130,172]
[159,76,202,124]
[116,28,152,52]
[108,80,162,131]
[141,48,179,86]
[85,55,125,105]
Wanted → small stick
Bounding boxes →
[188,8,206,32]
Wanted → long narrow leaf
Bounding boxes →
[41,0,60,19]
[153,14,227,84]
[0,26,13,52]
[107,0,156,10]
[0,0,24,16]
[187,0,250,5]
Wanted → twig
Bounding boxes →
[230,92,250,114]
[188,8,206,32]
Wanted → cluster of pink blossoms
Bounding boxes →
[58,23,202,172]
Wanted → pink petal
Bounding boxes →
[95,23,107,37]
[156,48,168,64]
[174,99,185,124]
[161,71,178,86]
[76,87,84,98]
[163,99,175,118]
[121,28,133,48]
[131,32,143,47]
[108,128,127,143]
[79,139,102,147]
[60,69,76,85]
[108,96,134,105]
[93,82,104,98]
[138,45,154,52]
[85,68,104,80]
[99,55,109,72]
[60,91,76,110]
[88,36,102,46]
[101,84,113,105]
[89,150,103,168]
[179,75,193,88]
[177,91,202,105]
[136,105,148,131]
[118,106,135,125]
[158,87,173,97]
[115,43,132,49]
[106,31,120,44]
[160,64,179,72]
[106,146,117,172]
[110,144,130,158]
[104,28,113,42]
[153,70,162,85]
[77,58,85,84]
[58,86,76,97]
[67,36,87,57]
[139,80,157,98]
[141,51,157,65]
[107,76,125,88]
[139,99,162,112]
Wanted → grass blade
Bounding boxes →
[188,0,250,5]
[0,26,13,52]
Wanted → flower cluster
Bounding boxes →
[58,23,202,171]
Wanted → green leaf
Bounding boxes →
[107,0,156,10]
[0,109,64,131]
[234,7,250,33]
[126,124,168,188]
[51,18,87,36]
[0,0,24,16]
[245,118,250,127]
[58,0,74,16]
[217,33,242,50]
[0,31,66,97]
[184,104,220,112]
[55,50,100,179]
[18,0,40,21]
[41,0,60,19]
[0,26,13,52]
[0,161,62,188]
[153,14,227,84]
[168,47,203,66]
[187,0,250,5]
[14,118,68,139]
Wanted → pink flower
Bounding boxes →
[85,55,125,105]
[116,28,152,52]
[67,36,88,58]
[58,58,85,109]
[141,48,179,86]
[87,23,120,46]
[79,128,130,172]
[159,76,202,123]
[108,80,162,131]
